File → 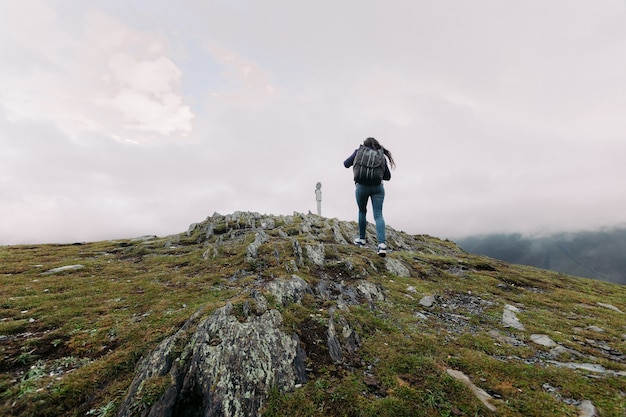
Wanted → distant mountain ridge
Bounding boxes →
[457,228,626,285]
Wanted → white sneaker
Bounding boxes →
[377,243,387,257]
[353,238,366,247]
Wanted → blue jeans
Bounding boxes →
[355,183,386,244]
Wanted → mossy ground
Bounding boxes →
[1,215,624,416]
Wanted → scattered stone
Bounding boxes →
[406,286,417,293]
[414,312,428,320]
[446,369,497,412]
[597,302,623,314]
[577,400,598,417]
[585,325,604,333]
[489,330,524,346]
[548,345,583,360]
[542,383,589,410]
[530,334,556,347]
[41,265,85,275]
[385,257,411,277]
[505,304,521,313]
[503,304,525,330]
[419,295,436,307]
[542,382,559,396]
[547,361,626,376]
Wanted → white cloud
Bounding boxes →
[0,5,194,140]
[96,48,194,136]
[96,88,193,135]
[2,0,626,245]
[202,39,277,105]
[107,54,181,94]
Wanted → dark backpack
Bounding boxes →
[353,145,385,185]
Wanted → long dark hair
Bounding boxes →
[364,137,396,169]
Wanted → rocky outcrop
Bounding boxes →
[114,212,625,417]
[117,256,386,417]
[117,300,305,417]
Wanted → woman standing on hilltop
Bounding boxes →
[344,137,396,257]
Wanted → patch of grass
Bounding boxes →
[0,239,233,416]
[2,215,625,417]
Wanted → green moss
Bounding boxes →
[1,216,625,417]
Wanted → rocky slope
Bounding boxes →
[1,212,625,417]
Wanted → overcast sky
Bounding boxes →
[1,0,625,245]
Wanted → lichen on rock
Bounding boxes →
[117,303,305,417]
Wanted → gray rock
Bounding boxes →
[585,325,604,333]
[446,369,497,412]
[414,312,428,320]
[246,229,270,262]
[530,334,556,347]
[291,239,304,267]
[186,222,201,236]
[597,302,623,314]
[548,345,582,360]
[265,275,313,307]
[502,304,525,330]
[250,289,268,314]
[385,257,411,277]
[117,304,305,417]
[547,361,626,376]
[356,280,385,302]
[419,295,436,307]
[332,224,348,244]
[327,318,342,363]
[305,243,325,267]
[577,400,598,417]
[259,217,275,229]
[489,330,523,346]
[41,264,84,275]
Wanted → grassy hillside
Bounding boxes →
[1,212,624,416]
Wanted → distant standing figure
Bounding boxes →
[344,137,396,256]
[315,182,322,216]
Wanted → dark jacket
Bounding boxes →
[344,146,391,183]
